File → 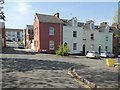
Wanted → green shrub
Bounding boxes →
[56,44,70,56]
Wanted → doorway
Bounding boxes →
[82,44,86,56]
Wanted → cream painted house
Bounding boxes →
[83,29,113,55]
[63,19,113,55]
[63,26,83,54]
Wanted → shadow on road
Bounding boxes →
[2,47,36,55]
[75,65,119,88]
[2,58,89,72]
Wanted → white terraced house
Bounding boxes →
[63,18,113,55]
[6,28,23,42]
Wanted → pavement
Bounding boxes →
[1,47,120,89]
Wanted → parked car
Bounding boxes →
[86,51,100,59]
[18,44,24,49]
[100,51,115,58]
[6,40,13,42]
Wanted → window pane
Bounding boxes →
[106,36,108,41]
[49,41,54,50]
[73,31,77,37]
[73,43,77,50]
[90,34,94,40]
[105,46,108,51]
[49,27,54,35]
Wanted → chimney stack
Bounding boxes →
[100,22,107,26]
[54,12,59,18]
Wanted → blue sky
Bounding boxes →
[3,2,118,29]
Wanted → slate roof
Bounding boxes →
[77,22,84,27]
[26,25,33,29]
[61,19,72,26]
[36,13,64,24]
[5,28,23,32]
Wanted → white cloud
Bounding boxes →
[14,1,31,15]
[6,0,119,2]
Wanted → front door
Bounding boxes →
[83,44,86,56]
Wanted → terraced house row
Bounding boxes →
[32,12,120,56]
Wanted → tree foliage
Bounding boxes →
[0,0,5,21]
[56,44,70,56]
[113,7,120,24]
[112,6,120,38]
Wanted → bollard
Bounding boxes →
[106,58,115,67]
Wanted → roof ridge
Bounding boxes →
[36,13,55,17]
[35,13,64,24]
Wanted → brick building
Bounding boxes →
[110,23,120,56]
[25,25,34,48]
[34,13,63,53]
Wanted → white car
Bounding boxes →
[100,52,115,58]
[86,51,100,59]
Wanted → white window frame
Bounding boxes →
[90,34,94,40]
[73,31,77,37]
[73,43,77,50]
[105,46,108,51]
[49,41,54,50]
[90,22,94,29]
[49,27,54,35]
[106,36,108,41]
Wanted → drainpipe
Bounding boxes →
[60,23,61,45]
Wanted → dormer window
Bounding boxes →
[90,22,94,29]
[72,17,77,26]
[105,26,109,32]
[74,20,77,26]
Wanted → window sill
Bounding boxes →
[49,49,54,50]
[83,39,86,40]
[90,39,95,41]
